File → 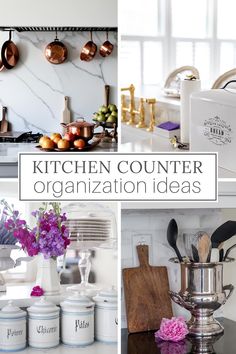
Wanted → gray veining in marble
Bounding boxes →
[0,31,117,133]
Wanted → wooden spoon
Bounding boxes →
[198,233,211,263]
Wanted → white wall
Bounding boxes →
[121,208,236,328]
[0,0,117,27]
[0,30,117,133]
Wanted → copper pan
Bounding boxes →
[1,31,19,70]
[45,30,68,65]
[80,31,97,62]
[99,31,113,57]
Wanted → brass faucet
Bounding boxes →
[121,84,136,125]
[136,98,146,128]
[121,94,127,123]
[121,84,147,127]
[146,98,156,132]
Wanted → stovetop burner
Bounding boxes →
[0,131,43,143]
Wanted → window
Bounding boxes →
[120,0,236,90]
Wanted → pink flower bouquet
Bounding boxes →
[155,317,189,342]
[2,201,70,259]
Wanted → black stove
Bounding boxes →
[0,131,43,143]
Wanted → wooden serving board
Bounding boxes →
[123,245,173,333]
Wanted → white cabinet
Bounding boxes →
[0,0,117,27]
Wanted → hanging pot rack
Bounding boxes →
[0,27,117,33]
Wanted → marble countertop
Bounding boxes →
[120,124,236,179]
[21,341,117,354]
[0,141,117,163]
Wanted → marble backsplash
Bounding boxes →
[0,30,117,134]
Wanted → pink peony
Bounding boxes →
[30,285,44,297]
[155,317,189,342]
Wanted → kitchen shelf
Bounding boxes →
[0,27,118,32]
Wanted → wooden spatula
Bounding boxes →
[0,107,8,133]
[123,244,173,333]
[198,233,211,263]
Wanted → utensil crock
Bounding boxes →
[169,262,234,337]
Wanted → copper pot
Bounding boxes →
[1,31,19,70]
[61,118,98,141]
[45,30,68,65]
[99,31,113,57]
[80,31,97,62]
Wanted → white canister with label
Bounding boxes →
[60,293,94,347]
[0,301,26,351]
[93,287,118,343]
[27,297,60,348]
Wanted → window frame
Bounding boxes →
[120,0,236,89]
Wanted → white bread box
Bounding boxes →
[191,83,236,172]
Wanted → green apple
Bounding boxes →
[111,111,117,118]
[101,106,109,114]
[97,114,106,122]
[99,105,106,113]
[106,115,117,123]
[108,104,117,112]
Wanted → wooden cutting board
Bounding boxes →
[0,106,8,133]
[123,245,173,333]
[62,96,71,125]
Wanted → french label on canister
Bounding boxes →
[7,328,23,339]
[62,313,94,346]
[0,323,26,350]
[36,325,58,334]
[28,318,59,348]
[75,319,89,331]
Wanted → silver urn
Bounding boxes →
[170,262,234,337]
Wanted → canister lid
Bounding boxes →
[0,301,26,319]
[93,286,117,303]
[27,297,59,315]
[60,292,94,311]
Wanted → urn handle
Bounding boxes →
[223,284,234,304]
[14,256,32,267]
[169,290,195,310]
